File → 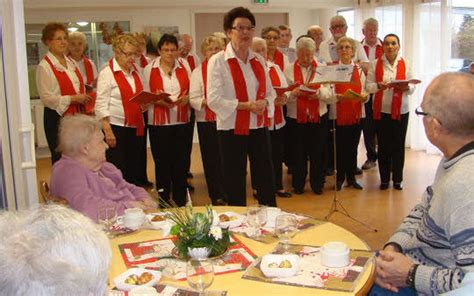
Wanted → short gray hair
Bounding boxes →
[68,31,87,45]
[363,18,379,29]
[58,114,102,156]
[424,72,474,137]
[330,15,347,27]
[307,25,322,34]
[252,37,267,50]
[0,205,111,296]
[296,37,316,52]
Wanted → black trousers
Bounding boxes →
[197,122,225,203]
[137,112,150,185]
[149,124,188,207]
[106,125,146,186]
[293,114,328,192]
[270,126,286,191]
[283,111,294,171]
[362,95,377,161]
[218,128,276,207]
[184,110,195,174]
[336,123,362,183]
[375,113,409,184]
[43,107,62,164]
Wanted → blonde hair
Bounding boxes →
[200,35,224,55]
[111,33,139,51]
[68,31,87,45]
[336,36,356,56]
[296,37,316,52]
[58,114,102,157]
[252,37,267,50]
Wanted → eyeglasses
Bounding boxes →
[232,25,255,32]
[337,45,352,50]
[264,36,279,41]
[120,49,136,58]
[331,24,346,30]
[415,107,429,117]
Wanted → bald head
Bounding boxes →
[307,25,324,47]
[423,72,474,137]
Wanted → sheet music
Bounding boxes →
[313,65,354,84]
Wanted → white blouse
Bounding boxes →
[267,61,288,131]
[366,54,415,115]
[36,51,82,115]
[72,56,98,84]
[143,57,192,126]
[95,58,145,127]
[284,60,335,120]
[189,63,211,123]
[207,43,276,131]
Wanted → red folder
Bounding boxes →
[129,91,172,112]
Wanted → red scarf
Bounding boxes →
[268,66,284,125]
[109,59,144,136]
[44,55,85,115]
[227,56,269,135]
[82,55,96,115]
[140,54,148,68]
[373,57,406,120]
[272,49,284,72]
[149,61,190,125]
[293,60,320,123]
[187,55,196,71]
[201,60,216,121]
[362,39,383,60]
[335,64,362,126]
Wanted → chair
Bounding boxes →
[39,181,68,206]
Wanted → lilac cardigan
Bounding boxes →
[50,156,150,221]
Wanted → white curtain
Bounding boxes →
[353,0,453,154]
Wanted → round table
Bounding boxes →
[109,206,375,295]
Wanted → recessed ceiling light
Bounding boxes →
[77,22,88,27]
[68,27,79,32]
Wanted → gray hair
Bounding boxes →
[58,114,102,157]
[252,37,267,50]
[278,24,291,33]
[363,17,379,29]
[307,25,323,34]
[336,36,356,51]
[330,15,347,27]
[296,37,316,52]
[0,205,111,296]
[424,72,474,137]
[68,31,87,45]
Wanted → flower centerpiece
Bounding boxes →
[166,204,231,259]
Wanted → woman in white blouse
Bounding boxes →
[68,31,98,114]
[284,36,334,195]
[366,34,415,190]
[207,7,277,207]
[189,35,226,205]
[332,37,368,191]
[36,22,92,163]
[143,34,191,207]
[95,34,147,186]
[252,37,292,198]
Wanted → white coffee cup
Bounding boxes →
[321,241,350,267]
[123,208,146,230]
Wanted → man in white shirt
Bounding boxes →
[277,24,296,63]
[360,18,383,171]
[307,25,324,62]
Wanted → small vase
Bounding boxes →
[188,247,211,259]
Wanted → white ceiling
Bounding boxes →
[24,0,354,10]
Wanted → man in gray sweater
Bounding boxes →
[370,72,474,296]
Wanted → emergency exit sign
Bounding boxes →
[254,0,268,4]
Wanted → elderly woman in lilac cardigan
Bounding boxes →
[50,114,157,221]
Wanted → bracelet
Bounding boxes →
[406,264,419,288]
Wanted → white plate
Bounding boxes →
[146,213,169,229]
[260,254,299,278]
[217,212,245,229]
[113,268,161,291]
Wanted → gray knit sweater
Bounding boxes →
[388,148,474,295]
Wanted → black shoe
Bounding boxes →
[186,172,194,179]
[276,191,292,198]
[355,167,363,175]
[362,160,376,170]
[186,183,195,192]
[313,188,323,195]
[213,198,228,206]
[380,183,389,190]
[336,181,343,191]
[393,183,403,190]
[293,189,304,195]
[325,168,334,176]
[348,181,363,190]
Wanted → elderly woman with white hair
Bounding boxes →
[50,114,157,221]
[0,205,111,296]
[284,36,334,195]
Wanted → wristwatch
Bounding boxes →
[406,264,419,288]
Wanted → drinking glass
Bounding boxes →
[186,258,214,295]
[274,214,298,252]
[97,205,117,237]
[246,205,267,237]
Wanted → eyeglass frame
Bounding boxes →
[415,106,442,125]
[119,48,137,58]
[231,25,256,32]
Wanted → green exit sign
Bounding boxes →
[254,0,268,4]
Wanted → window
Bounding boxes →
[375,5,403,48]
[451,1,474,72]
